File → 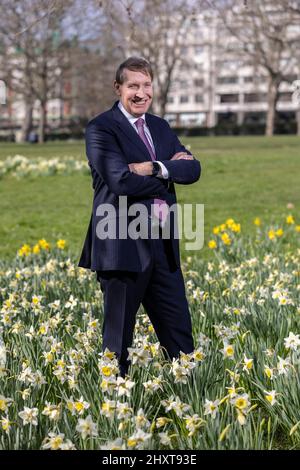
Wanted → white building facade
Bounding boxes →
[163,13,299,128]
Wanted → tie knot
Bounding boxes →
[135,117,144,129]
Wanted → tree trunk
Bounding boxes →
[160,96,167,119]
[266,77,279,136]
[38,101,47,143]
[20,98,33,142]
[296,109,300,136]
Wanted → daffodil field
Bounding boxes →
[0,155,89,179]
[0,215,299,450]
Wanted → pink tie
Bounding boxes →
[134,117,168,224]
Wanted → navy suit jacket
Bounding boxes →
[78,100,201,272]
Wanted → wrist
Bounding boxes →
[152,161,160,176]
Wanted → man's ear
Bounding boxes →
[114,80,121,96]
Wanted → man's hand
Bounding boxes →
[128,162,153,176]
[128,152,194,176]
[171,152,194,161]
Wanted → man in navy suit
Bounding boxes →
[79,57,201,377]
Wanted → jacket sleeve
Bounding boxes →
[86,123,169,198]
[162,126,201,185]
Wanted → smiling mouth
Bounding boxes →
[132,100,148,105]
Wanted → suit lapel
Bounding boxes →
[111,101,152,162]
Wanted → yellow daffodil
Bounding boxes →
[254,217,261,226]
[286,215,295,224]
[231,223,241,233]
[32,244,40,254]
[226,218,235,227]
[18,244,31,257]
[221,233,231,245]
[56,239,66,249]
[268,230,276,240]
[38,239,50,250]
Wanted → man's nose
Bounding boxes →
[135,88,146,98]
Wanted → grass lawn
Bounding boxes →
[0,135,299,261]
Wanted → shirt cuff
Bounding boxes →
[155,161,169,179]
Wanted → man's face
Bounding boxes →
[114,69,153,117]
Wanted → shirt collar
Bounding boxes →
[118,101,146,126]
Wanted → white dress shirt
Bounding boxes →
[118,101,169,179]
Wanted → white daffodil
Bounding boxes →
[65,295,78,311]
[116,401,133,420]
[264,390,277,406]
[184,414,205,436]
[264,366,275,380]
[231,393,251,413]
[127,429,152,450]
[284,332,300,351]
[204,399,220,419]
[127,346,152,366]
[158,432,173,446]
[277,356,291,375]
[116,377,135,397]
[100,377,117,395]
[100,398,117,419]
[18,406,39,426]
[100,438,125,450]
[0,395,13,412]
[0,416,12,434]
[75,415,98,439]
[143,376,164,393]
[42,402,61,421]
[41,432,66,450]
[242,355,253,374]
[221,342,235,359]
[161,395,191,418]
[66,396,90,416]
[132,408,151,430]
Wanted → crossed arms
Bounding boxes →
[86,123,201,198]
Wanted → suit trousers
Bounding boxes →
[96,228,194,377]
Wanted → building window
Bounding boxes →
[195,46,204,55]
[218,59,243,69]
[194,78,204,87]
[219,94,239,103]
[278,92,292,102]
[217,112,237,124]
[243,76,253,83]
[167,96,174,104]
[195,94,203,103]
[283,74,297,84]
[244,93,267,103]
[217,76,238,84]
[180,95,189,103]
[244,112,266,124]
